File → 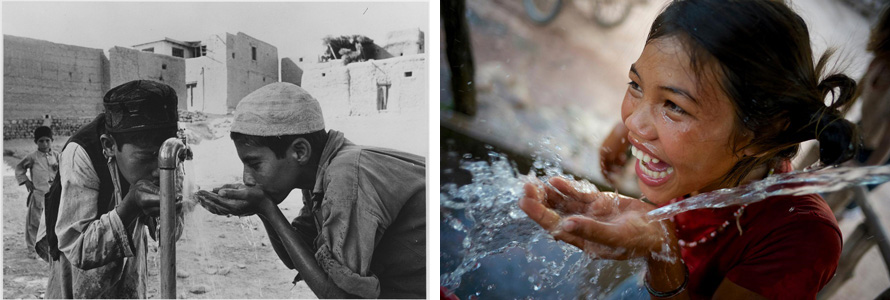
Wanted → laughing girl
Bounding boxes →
[519,0,860,298]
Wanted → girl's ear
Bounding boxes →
[289,138,312,165]
[99,134,117,158]
[736,128,762,158]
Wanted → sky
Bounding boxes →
[2,1,429,61]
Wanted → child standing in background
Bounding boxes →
[15,125,60,261]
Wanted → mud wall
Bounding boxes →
[227,32,278,111]
[302,54,426,119]
[185,33,229,114]
[302,61,351,118]
[3,35,109,122]
[109,46,187,110]
[281,58,303,86]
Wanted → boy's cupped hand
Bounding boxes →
[124,179,182,217]
[195,183,269,216]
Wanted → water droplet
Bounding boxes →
[789,207,795,212]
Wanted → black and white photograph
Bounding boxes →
[3,1,428,299]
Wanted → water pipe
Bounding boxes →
[158,137,193,299]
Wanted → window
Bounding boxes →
[172,48,184,58]
[232,53,235,59]
[162,64,167,70]
[299,57,303,62]
[377,83,390,111]
[404,71,412,77]
[251,46,257,60]
[322,73,326,77]
[142,47,154,53]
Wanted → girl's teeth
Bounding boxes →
[637,157,672,179]
[643,154,651,163]
[652,158,660,164]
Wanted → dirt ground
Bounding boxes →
[2,118,317,299]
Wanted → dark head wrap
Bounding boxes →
[34,126,53,142]
[103,80,178,133]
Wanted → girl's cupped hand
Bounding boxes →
[518,177,674,260]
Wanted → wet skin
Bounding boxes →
[623,36,749,205]
[520,35,769,299]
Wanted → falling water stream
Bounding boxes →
[441,148,890,299]
[148,129,275,298]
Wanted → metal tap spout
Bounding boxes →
[159,138,192,170]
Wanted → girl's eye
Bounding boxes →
[628,81,641,92]
[665,100,688,115]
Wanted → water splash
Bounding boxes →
[440,147,646,299]
[648,164,890,221]
[441,144,890,298]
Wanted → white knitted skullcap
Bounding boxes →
[231,82,325,136]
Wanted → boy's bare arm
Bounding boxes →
[261,218,295,270]
[257,201,354,299]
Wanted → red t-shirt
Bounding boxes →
[673,193,842,299]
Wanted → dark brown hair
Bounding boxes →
[647,0,861,186]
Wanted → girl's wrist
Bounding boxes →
[645,220,687,297]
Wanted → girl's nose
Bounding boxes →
[625,105,657,141]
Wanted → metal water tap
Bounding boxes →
[158,137,192,299]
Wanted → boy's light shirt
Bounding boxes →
[15,149,59,191]
[51,143,182,298]
[15,148,60,250]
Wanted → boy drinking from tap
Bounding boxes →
[197,82,426,298]
[45,80,185,298]
[15,126,60,261]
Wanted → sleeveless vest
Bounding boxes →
[45,114,130,260]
